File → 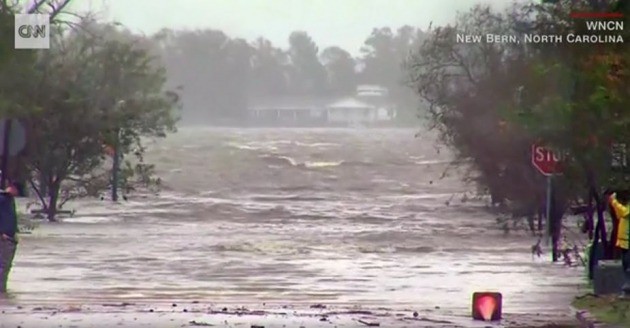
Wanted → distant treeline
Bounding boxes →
[150,27,427,124]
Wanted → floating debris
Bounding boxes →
[189,320,214,326]
[358,319,380,326]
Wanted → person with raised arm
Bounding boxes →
[608,191,630,296]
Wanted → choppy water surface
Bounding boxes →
[8,128,582,318]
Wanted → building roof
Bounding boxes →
[357,84,388,91]
[327,97,375,109]
[249,95,334,111]
[357,84,389,97]
[249,95,382,111]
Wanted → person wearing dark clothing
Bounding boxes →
[0,185,19,293]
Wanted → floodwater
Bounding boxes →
[3,128,583,325]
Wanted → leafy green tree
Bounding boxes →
[512,1,629,258]
[407,4,535,207]
[407,0,629,260]
[24,20,179,221]
[0,0,72,117]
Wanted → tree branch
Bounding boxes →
[49,0,72,21]
[27,0,47,14]
[28,177,48,210]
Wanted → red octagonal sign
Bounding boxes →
[531,143,564,176]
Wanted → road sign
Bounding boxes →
[0,119,27,157]
[531,143,564,176]
[531,143,565,249]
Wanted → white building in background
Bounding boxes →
[356,84,389,97]
[356,84,396,122]
[247,84,396,127]
[325,85,395,125]
[326,97,377,125]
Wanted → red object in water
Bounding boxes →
[472,292,502,321]
[570,12,624,19]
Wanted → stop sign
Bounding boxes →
[531,143,564,176]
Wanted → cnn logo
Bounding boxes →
[14,14,50,49]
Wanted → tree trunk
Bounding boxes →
[549,178,568,262]
[39,172,48,197]
[537,198,544,232]
[586,194,594,240]
[111,129,120,202]
[589,204,601,279]
[550,195,561,262]
[595,194,609,249]
[46,180,61,222]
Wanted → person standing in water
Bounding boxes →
[0,184,19,294]
[608,191,630,296]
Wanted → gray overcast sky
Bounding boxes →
[71,0,519,55]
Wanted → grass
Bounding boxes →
[572,293,630,326]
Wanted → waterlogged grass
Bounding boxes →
[572,294,630,326]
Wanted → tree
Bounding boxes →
[0,1,78,194]
[512,1,630,260]
[406,3,544,242]
[360,27,398,87]
[0,0,73,116]
[287,31,328,95]
[407,0,629,261]
[157,29,253,123]
[0,7,12,67]
[407,4,534,209]
[320,46,357,95]
[361,26,426,120]
[250,37,289,96]
[24,20,179,221]
[221,38,254,120]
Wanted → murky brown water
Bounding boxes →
[5,128,583,323]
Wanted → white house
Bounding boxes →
[356,85,389,97]
[247,85,396,126]
[248,96,331,125]
[356,85,396,121]
[326,97,377,125]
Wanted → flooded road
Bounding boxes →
[4,128,583,325]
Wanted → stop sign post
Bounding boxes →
[531,143,564,251]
